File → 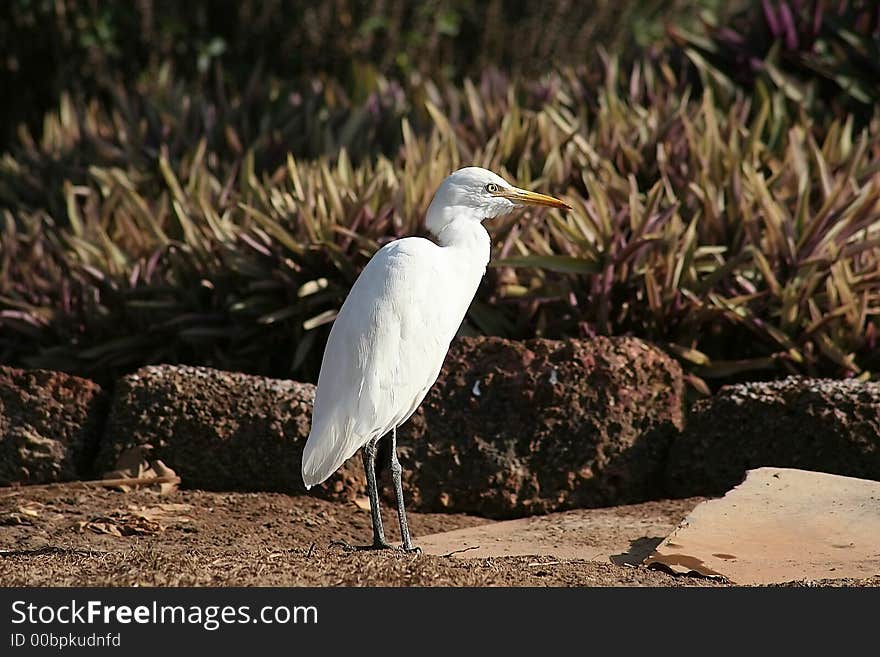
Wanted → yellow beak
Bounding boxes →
[495,187,571,210]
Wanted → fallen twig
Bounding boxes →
[441,545,481,558]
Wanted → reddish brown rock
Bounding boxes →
[95,337,685,517]
[393,336,684,518]
[0,366,106,484]
[665,377,880,497]
[96,366,363,501]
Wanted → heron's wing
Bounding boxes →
[302,237,453,487]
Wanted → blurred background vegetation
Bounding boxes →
[1,0,879,392]
[1,0,719,149]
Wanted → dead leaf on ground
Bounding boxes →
[155,503,192,512]
[126,503,192,524]
[102,444,180,495]
[150,460,179,495]
[0,503,44,526]
[17,503,42,517]
[77,512,163,537]
[1,513,34,526]
[353,496,371,511]
[105,445,153,480]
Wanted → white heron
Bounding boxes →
[301,166,570,551]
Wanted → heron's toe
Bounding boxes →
[330,539,357,552]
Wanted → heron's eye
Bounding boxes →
[485,183,500,193]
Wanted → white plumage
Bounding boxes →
[301,166,569,550]
[301,235,483,486]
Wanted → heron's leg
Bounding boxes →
[390,426,419,553]
[363,437,392,549]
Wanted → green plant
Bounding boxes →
[671,0,880,124]
[0,0,720,151]
[2,54,878,391]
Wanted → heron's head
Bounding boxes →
[425,166,570,238]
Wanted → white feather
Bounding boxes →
[301,230,488,487]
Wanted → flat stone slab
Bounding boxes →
[645,468,880,584]
[417,498,702,563]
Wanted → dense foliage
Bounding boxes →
[0,0,713,149]
[672,0,880,124]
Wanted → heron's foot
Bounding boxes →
[330,538,395,552]
[399,545,422,555]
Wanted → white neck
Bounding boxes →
[434,218,491,267]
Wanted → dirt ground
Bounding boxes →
[0,487,877,587]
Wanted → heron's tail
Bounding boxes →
[301,420,363,490]
[301,433,326,490]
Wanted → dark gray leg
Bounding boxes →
[390,426,419,553]
[363,437,392,549]
[332,437,392,551]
